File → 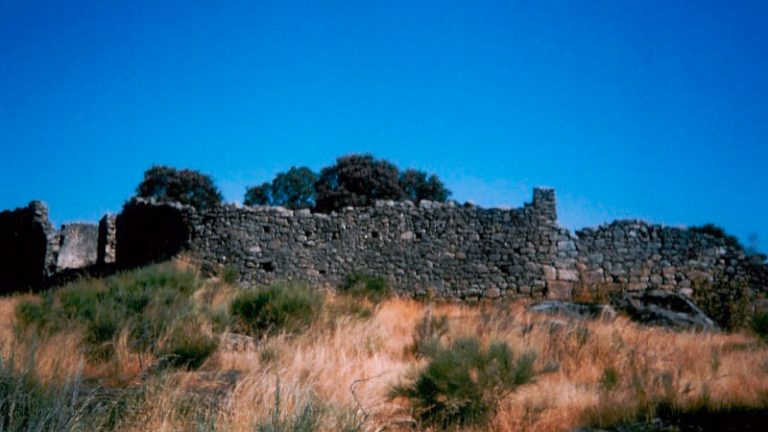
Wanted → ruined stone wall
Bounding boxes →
[115,189,577,300]
[0,201,56,292]
[3,188,765,302]
[111,189,767,301]
[574,221,754,296]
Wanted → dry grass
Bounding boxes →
[2,287,768,431]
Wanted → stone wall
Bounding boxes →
[56,223,99,271]
[0,201,56,292]
[3,189,766,303]
[178,188,578,299]
[575,221,752,295]
[113,188,761,302]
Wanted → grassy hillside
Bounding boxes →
[1,261,767,431]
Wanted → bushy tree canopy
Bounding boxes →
[399,169,451,203]
[243,155,452,213]
[135,166,222,210]
[314,154,405,212]
[244,166,318,209]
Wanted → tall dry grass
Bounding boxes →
[2,287,768,431]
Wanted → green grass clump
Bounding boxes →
[338,273,391,303]
[392,337,536,428]
[14,263,212,369]
[230,282,323,336]
[751,310,768,341]
[162,326,218,370]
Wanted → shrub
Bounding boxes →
[135,165,222,210]
[231,283,323,336]
[409,311,449,357]
[751,310,768,341]
[15,263,210,369]
[600,366,620,391]
[162,327,218,370]
[338,273,391,304]
[392,337,536,428]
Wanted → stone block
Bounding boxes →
[547,280,573,300]
[57,223,98,271]
[557,268,579,282]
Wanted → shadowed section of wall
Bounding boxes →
[115,200,192,269]
[0,201,55,292]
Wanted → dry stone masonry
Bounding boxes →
[1,189,766,306]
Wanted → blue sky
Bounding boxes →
[1,1,767,249]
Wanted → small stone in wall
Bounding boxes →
[557,269,579,282]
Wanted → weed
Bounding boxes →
[392,337,536,428]
[409,310,449,357]
[600,366,620,391]
[338,273,391,303]
[162,326,218,370]
[751,310,768,341]
[230,282,323,336]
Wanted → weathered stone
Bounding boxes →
[557,269,579,282]
[611,290,718,331]
[547,281,574,300]
[529,300,617,321]
[56,223,98,271]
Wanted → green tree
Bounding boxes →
[314,154,404,212]
[244,182,271,206]
[244,166,318,209]
[135,166,222,210]
[399,169,451,203]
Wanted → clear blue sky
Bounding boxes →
[1,1,766,249]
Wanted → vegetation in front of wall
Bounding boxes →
[338,273,392,304]
[15,263,217,369]
[3,260,768,431]
[230,282,324,336]
[391,337,536,428]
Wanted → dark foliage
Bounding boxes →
[751,310,768,341]
[392,337,536,428]
[135,165,222,210]
[314,154,405,212]
[244,167,318,209]
[162,326,218,370]
[338,273,391,304]
[244,183,272,206]
[399,169,451,203]
[230,283,323,336]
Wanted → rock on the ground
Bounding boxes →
[611,289,718,331]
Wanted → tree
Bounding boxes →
[244,167,318,209]
[135,166,222,210]
[399,169,451,203]
[314,154,404,212]
[243,182,272,206]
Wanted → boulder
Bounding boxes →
[529,300,617,321]
[611,289,718,331]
